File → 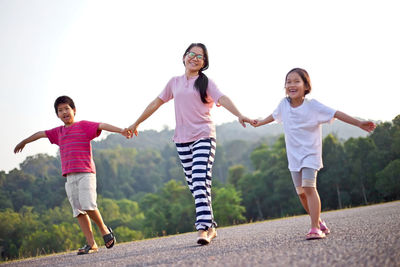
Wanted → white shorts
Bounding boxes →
[290,167,318,194]
[65,172,97,217]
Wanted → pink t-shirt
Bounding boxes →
[158,75,225,143]
[45,120,101,176]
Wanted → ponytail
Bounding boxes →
[195,71,209,104]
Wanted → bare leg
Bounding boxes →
[303,187,321,229]
[298,192,323,225]
[86,209,113,247]
[298,193,310,214]
[86,209,108,235]
[77,214,97,249]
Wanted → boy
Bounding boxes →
[14,95,131,254]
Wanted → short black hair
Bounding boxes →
[54,95,75,114]
[285,68,312,96]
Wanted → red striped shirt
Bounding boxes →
[45,121,101,176]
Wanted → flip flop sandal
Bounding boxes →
[306,228,326,240]
[103,226,116,249]
[319,220,331,235]
[77,244,98,255]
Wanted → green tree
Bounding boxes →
[344,137,378,205]
[114,226,143,243]
[375,159,400,200]
[390,115,400,160]
[140,180,194,237]
[0,207,42,260]
[238,136,300,220]
[319,134,348,209]
[19,154,60,178]
[227,165,246,189]
[213,185,246,226]
[369,119,399,172]
[99,198,145,240]
[19,223,82,258]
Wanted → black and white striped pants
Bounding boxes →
[176,138,217,231]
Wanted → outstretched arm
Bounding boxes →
[334,111,376,132]
[128,97,165,136]
[14,131,47,153]
[218,95,254,127]
[98,123,132,138]
[252,114,275,127]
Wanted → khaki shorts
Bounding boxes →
[290,167,318,194]
[65,172,97,217]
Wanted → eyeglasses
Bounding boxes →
[186,51,204,60]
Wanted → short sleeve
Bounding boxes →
[311,99,336,123]
[158,77,174,103]
[45,127,61,145]
[206,79,225,106]
[80,121,101,140]
[272,98,286,123]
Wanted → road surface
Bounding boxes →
[3,201,400,266]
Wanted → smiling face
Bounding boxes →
[183,46,205,76]
[56,103,75,126]
[285,72,306,101]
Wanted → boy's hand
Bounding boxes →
[359,121,376,132]
[14,142,26,153]
[121,128,135,139]
[13,131,46,154]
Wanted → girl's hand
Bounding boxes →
[238,115,255,128]
[251,120,262,127]
[359,121,376,132]
[251,115,274,127]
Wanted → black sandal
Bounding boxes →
[103,226,116,249]
[77,244,98,255]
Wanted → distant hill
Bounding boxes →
[93,120,369,151]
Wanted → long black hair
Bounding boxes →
[183,43,209,104]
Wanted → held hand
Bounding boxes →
[251,119,262,127]
[238,115,255,128]
[127,124,139,138]
[121,128,134,139]
[14,142,26,153]
[359,121,376,132]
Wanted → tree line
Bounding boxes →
[0,115,399,260]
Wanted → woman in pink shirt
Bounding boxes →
[128,43,253,245]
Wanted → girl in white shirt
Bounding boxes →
[253,68,376,239]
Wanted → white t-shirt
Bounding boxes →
[272,97,336,171]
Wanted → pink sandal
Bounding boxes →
[319,220,330,235]
[306,228,326,240]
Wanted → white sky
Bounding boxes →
[1,0,399,172]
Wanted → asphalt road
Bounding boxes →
[3,201,400,267]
